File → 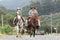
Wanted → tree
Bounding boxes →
[0,6,6,27]
[0,10,4,27]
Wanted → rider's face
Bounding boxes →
[32,8,35,10]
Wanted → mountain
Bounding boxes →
[0,0,30,9]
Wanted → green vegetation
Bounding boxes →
[1,24,13,35]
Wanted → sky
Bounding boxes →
[0,0,30,9]
[0,0,2,1]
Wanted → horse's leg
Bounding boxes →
[22,24,24,35]
[30,27,33,37]
[21,23,24,34]
[33,28,35,37]
[36,26,39,33]
[19,25,20,33]
[22,29,24,35]
[30,29,32,37]
[19,27,22,37]
[16,25,19,37]
[30,28,32,37]
[19,26,24,37]
[20,27,24,35]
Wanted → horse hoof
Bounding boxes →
[20,36,22,38]
[30,35,32,37]
[16,35,18,37]
[33,35,35,37]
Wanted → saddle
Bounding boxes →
[28,14,39,21]
[28,14,35,19]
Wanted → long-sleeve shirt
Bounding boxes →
[28,9,38,15]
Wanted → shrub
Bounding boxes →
[1,24,13,35]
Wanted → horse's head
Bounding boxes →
[28,17,38,29]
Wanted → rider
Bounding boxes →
[28,6,40,27]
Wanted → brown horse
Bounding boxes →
[27,15,39,37]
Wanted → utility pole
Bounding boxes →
[56,22,58,34]
[51,13,53,34]
[1,14,3,27]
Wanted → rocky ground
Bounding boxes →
[0,35,60,40]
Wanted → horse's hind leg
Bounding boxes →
[33,29,35,37]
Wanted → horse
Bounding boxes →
[13,15,25,37]
[27,14,39,37]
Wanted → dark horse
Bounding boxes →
[27,15,39,37]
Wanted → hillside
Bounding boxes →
[40,13,60,33]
